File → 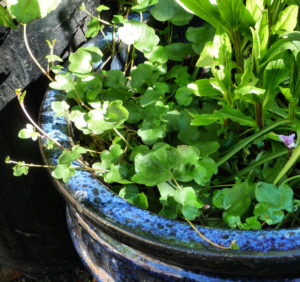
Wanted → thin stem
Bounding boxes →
[130,47,136,71]
[23,24,53,82]
[281,175,300,185]
[184,218,235,249]
[139,12,143,22]
[73,87,92,111]
[113,127,130,148]
[100,55,112,71]
[6,159,55,168]
[289,98,297,120]
[274,145,300,185]
[6,159,108,173]
[81,5,112,26]
[255,102,263,129]
[123,44,131,74]
[15,90,64,150]
[172,175,182,191]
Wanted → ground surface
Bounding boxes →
[1,267,94,281]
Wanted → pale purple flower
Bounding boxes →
[279,134,296,149]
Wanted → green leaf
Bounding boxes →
[0,5,17,28]
[227,215,242,229]
[86,17,102,39]
[212,188,229,209]
[96,4,110,12]
[272,5,299,35]
[234,86,265,104]
[255,182,294,212]
[175,86,193,106]
[12,162,29,176]
[104,164,132,184]
[6,0,61,23]
[182,205,201,220]
[125,100,143,123]
[213,105,257,127]
[157,181,176,201]
[173,145,200,182]
[131,0,158,12]
[101,144,123,168]
[239,216,262,230]
[18,124,39,141]
[159,196,180,219]
[144,46,168,63]
[166,65,190,87]
[174,187,204,208]
[188,78,222,98]
[246,0,264,22]
[86,109,115,135]
[194,157,218,186]
[46,139,55,149]
[164,43,194,61]
[263,56,292,95]
[137,126,166,145]
[51,101,69,117]
[45,54,63,63]
[254,202,284,225]
[103,70,126,89]
[105,100,129,124]
[50,72,73,91]
[223,182,253,221]
[175,0,223,31]
[130,63,160,90]
[118,20,159,53]
[188,113,218,126]
[185,25,215,54]
[132,143,180,186]
[217,0,254,31]
[69,46,103,74]
[151,0,193,26]
[52,164,75,183]
[140,86,166,108]
[58,145,86,165]
[69,106,90,134]
[119,184,148,209]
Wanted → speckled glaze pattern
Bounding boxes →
[39,30,300,278]
[67,206,296,282]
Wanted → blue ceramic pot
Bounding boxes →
[38,31,300,281]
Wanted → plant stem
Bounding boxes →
[255,102,263,129]
[15,90,64,150]
[216,119,291,167]
[184,218,234,249]
[6,159,108,173]
[23,24,53,82]
[231,29,243,71]
[282,175,300,185]
[289,98,297,120]
[6,159,55,168]
[172,176,182,191]
[274,145,300,185]
[113,128,130,148]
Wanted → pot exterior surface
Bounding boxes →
[67,206,300,281]
[39,32,300,277]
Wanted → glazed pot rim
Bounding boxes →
[38,32,300,258]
